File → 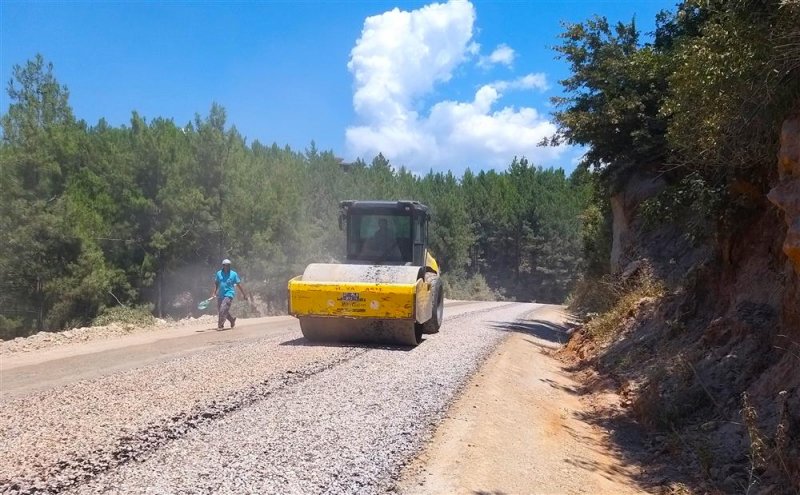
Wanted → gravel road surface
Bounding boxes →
[1,301,537,494]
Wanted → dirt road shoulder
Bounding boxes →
[397,305,647,495]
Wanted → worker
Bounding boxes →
[362,218,402,260]
[211,259,249,329]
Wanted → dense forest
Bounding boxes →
[0,56,589,337]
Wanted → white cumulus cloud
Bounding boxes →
[491,73,549,92]
[345,0,567,173]
[478,43,515,68]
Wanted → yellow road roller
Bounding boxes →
[288,200,443,346]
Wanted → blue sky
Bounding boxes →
[1,0,675,174]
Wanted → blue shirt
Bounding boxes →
[215,269,241,299]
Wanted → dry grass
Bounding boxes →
[742,391,799,494]
[565,274,618,315]
[442,272,504,301]
[583,265,666,342]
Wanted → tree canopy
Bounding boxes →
[552,0,799,189]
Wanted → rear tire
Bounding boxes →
[421,273,443,334]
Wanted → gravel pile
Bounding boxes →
[0,316,217,356]
[66,303,534,495]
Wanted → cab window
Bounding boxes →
[348,214,411,262]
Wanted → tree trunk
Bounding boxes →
[36,276,44,331]
[157,265,164,318]
[514,230,521,281]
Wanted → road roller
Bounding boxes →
[288,200,444,346]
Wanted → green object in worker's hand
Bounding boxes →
[197,298,213,310]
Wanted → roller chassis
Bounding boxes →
[288,200,443,346]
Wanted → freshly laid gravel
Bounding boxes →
[68,303,535,495]
[1,302,535,495]
[0,329,356,493]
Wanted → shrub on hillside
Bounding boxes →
[0,315,25,341]
[442,272,505,301]
[92,305,156,328]
[573,264,665,342]
[565,274,617,316]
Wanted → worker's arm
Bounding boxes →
[236,282,249,301]
[211,274,219,300]
[233,272,249,300]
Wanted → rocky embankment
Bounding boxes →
[564,112,800,493]
[768,115,800,274]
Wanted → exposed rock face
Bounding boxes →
[610,194,629,273]
[767,115,800,273]
[572,114,800,491]
[610,173,665,272]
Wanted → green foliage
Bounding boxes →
[0,55,591,338]
[0,316,25,341]
[461,159,589,303]
[551,16,670,184]
[662,0,800,177]
[44,245,129,329]
[639,172,724,245]
[572,169,611,278]
[556,0,800,308]
[552,1,799,189]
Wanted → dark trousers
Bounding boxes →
[217,296,235,328]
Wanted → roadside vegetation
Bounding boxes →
[555,0,800,491]
[92,305,156,328]
[559,0,799,309]
[580,265,665,342]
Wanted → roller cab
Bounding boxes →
[288,200,443,346]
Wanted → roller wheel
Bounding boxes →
[300,316,420,346]
[414,323,423,343]
[421,273,443,334]
[299,318,329,342]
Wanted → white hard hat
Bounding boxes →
[222,259,231,265]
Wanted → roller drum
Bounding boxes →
[299,317,422,347]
